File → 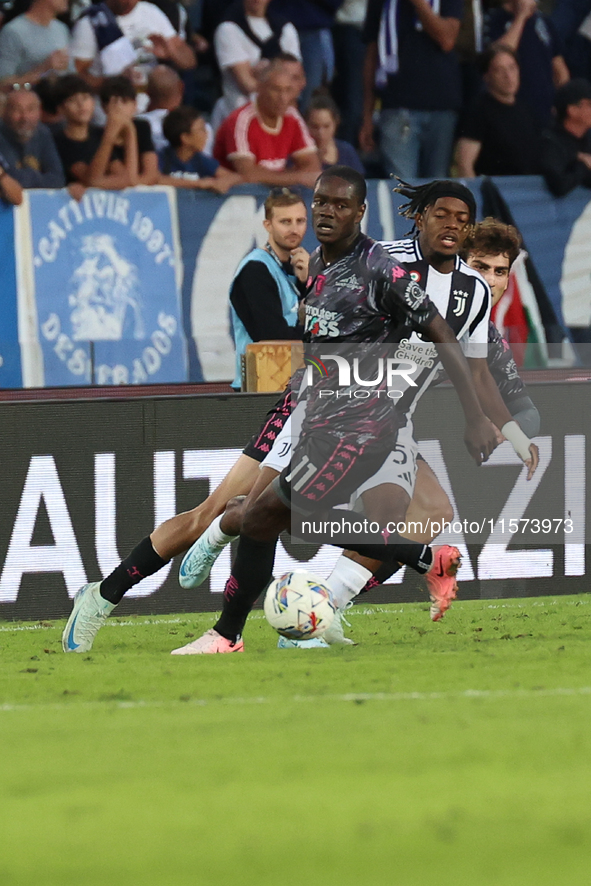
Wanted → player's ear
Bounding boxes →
[263,216,272,235]
[356,202,366,223]
[414,211,424,232]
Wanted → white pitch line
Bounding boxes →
[0,685,590,715]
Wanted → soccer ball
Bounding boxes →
[264,571,336,640]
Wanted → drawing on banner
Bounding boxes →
[19,189,188,387]
[70,234,143,341]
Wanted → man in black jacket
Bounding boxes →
[540,78,591,196]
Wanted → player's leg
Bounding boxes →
[61,453,262,654]
[172,482,292,654]
[62,385,297,654]
[178,465,280,588]
[326,456,458,632]
[178,404,301,588]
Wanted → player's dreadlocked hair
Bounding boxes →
[394,179,477,235]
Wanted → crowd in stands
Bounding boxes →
[1,0,591,205]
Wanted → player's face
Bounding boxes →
[467,251,511,305]
[264,202,307,252]
[417,197,472,258]
[312,177,365,245]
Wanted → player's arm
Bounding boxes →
[422,313,498,465]
[468,356,539,479]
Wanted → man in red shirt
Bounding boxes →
[214,59,321,188]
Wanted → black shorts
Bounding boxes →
[242,386,296,463]
[275,429,391,515]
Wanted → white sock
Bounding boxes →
[207,514,238,548]
[326,555,373,609]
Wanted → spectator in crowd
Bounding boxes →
[360,0,464,179]
[487,0,570,126]
[271,0,342,112]
[0,86,65,187]
[551,0,591,81]
[305,94,364,172]
[274,51,307,106]
[455,45,541,176]
[0,151,23,204]
[70,0,196,96]
[137,64,185,151]
[213,59,320,186]
[99,75,159,183]
[331,0,368,146]
[0,0,69,89]
[157,105,240,191]
[212,0,301,129]
[540,77,591,196]
[230,187,308,389]
[53,73,138,189]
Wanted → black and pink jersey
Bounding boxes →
[301,234,439,448]
[487,320,528,408]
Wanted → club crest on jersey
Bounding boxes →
[452,289,469,316]
[404,280,426,310]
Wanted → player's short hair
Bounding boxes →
[99,75,136,105]
[480,44,519,75]
[317,165,367,204]
[264,187,306,220]
[463,217,522,267]
[306,94,340,124]
[162,106,201,149]
[55,75,94,106]
[395,179,477,233]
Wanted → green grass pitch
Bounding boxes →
[1,595,591,886]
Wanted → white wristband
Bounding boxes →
[501,420,532,461]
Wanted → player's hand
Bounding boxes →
[464,415,498,465]
[290,247,309,282]
[524,441,539,480]
[578,152,591,169]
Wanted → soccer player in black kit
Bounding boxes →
[169,166,501,653]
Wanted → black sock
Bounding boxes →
[100,536,168,604]
[214,535,277,642]
[343,538,433,574]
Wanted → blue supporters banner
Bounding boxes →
[489,176,591,335]
[16,188,187,387]
[0,201,21,388]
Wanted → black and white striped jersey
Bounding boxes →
[379,237,491,415]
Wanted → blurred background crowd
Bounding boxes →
[0,0,591,206]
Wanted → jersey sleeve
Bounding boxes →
[367,243,440,331]
[463,278,491,358]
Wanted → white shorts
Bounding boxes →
[349,419,418,508]
[260,400,305,474]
